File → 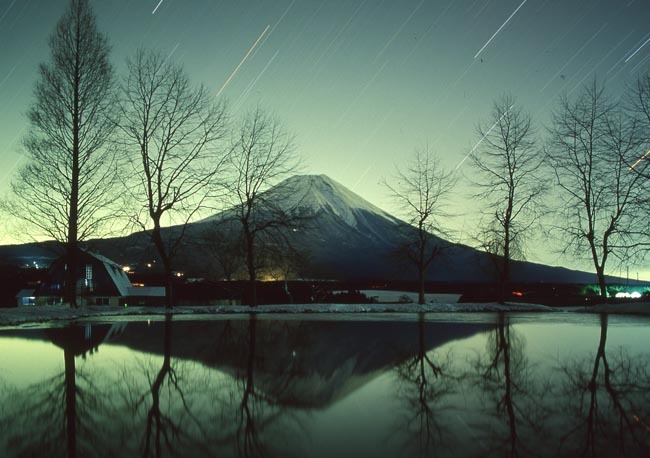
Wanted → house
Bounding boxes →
[34,249,165,306]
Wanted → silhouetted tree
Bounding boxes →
[2,0,117,307]
[384,149,456,304]
[546,81,646,299]
[227,107,307,306]
[200,222,246,281]
[625,71,650,255]
[118,49,229,307]
[254,239,310,283]
[628,71,650,171]
[470,95,545,303]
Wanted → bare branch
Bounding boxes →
[118,49,229,306]
[545,79,647,298]
[383,148,456,304]
[468,95,545,302]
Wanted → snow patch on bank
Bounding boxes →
[1,301,648,329]
[572,301,650,314]
[0,302,547,328]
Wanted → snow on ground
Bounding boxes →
[0,302,548,328]
[1,301,648,329]
[361,290,461,304]
[571,301,650,314]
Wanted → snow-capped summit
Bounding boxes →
[266,174,399,229]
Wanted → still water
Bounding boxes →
[0,313,649,458]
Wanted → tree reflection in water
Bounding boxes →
[140,314,205,457]
[203,314,306,458]
[556,314,650,457]
[470,312,549,458]
[2,314,649,457]
[113,313,211,458]
[105,315,310,457]
[237,314,275,457]
[0,325,113,458]
[393,312,456,457]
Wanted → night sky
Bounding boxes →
[1,0,649,277]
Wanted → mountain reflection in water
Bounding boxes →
[0,314,649,458]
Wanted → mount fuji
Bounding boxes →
[238,174,598,283]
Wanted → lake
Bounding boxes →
[0,313,649,457]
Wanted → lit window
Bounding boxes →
[85,264,93,292]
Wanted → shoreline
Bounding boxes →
[1,301,649,328]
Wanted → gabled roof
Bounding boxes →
[85,251,132,297]
[16,289,36,298]
[86,251,165,298]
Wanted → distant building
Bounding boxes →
[34,250,165,306]
[16,289,36,307]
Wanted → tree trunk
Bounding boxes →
[65,5,82,309]
[64,243,78,308]
[418,264,425,305]
[596,266,607,300]
[163,265,173,309]
[418,230,426,305]
[243,224,257,307]
[500,246,510,305]
[587,234,607,301]
[151,222,173,309]
[500,214,512,305]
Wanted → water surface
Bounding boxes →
[0,313,649,457]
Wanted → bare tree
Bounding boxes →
[626,72,650,255]
[227,107,306,306]
[384,149,456,304]
[1,0,117,307]
[200,222,246,281]
[118,50,229,306]
[628,71,650,167]
[546,81,646,299]
[470,95,545,303]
